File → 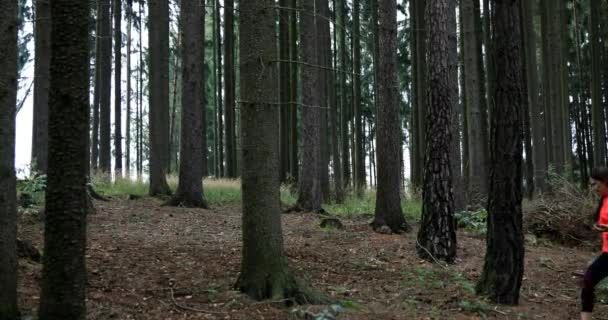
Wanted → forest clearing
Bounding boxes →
[12,180,608,320]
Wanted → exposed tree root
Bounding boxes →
[163,195,209,209]
[370,217,411,234]
[235,271,331,306]
[87,184,109,201]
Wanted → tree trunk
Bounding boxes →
[32,0,50,174]
[318,10,330,202]
[461,0,489,205]
[126,0,132,177]
[99,0,112,174]
[167,0,208,208]
[521,0,545,193]
[353,0,365,195]
[289,0,298,183]
[92,2,101,172]
[476,0,524,305]
[38,1,90,317]
[519,0,533,198]
[114,0,123,176]
[372,0,410,234]
[215,0,224,177]
[0,0,19,317]
[148,0,171,195]
[590,0,605,167]
[412,0,426,190]
[138,0,144,178]
[295,0,322,213]
[236,0,325,303]
[338,0,350,188]
[417,0,456,262]
[279,0,290,183]
[224,0,237,178]
[448,0,464,211]
[169,29,180,175]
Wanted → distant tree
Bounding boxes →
[167,0,208,208]
[476,0,525,305]
[214,0,224,177]
[126,0,133,176]
[0,0,19,318]
[38,0,91,318]
[114,0,123,176]
[99,0,112,174]
[224,0,237,178]
[372,0,410,234]
[353,0,365,196]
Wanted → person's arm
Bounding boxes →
[593,223,608,232]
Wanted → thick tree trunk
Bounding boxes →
[0,0,19,317]
[461,0,489,204]
[32,0,50,174]
[372,0,410,234]
[236,0,325,303]
[476,0,525,305]
[417,0,456,262]
[353,0,365,195]
[148,0,171,196]
[114,0,123,176]
[167,0,208,208]
[295,0,322,213]
[99,0,112,174]
[224,0,237,178]
[38,1,90,318]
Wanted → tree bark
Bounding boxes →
[236,0,325,303]
[476,0,524,305]
[372,0,410,234]
[224,0,237,178]
[0,0,19,317]
[461,0,489,204]
[353,0,365,195]
[338,0,350,188]
[295,0,322,213]
[148,0,171,195]
[126,0,132,176]
[590,0,605,167]
[417,0,456,262]
[99,0,112,174]
[167,0,208,208]
[215,0,224,177]
[412,0,427,190]
[92,1,101,172]
[448,0,464,211]
[279,0,290,183]
[114,0,123,176]
[32,0,50,174]
[38,1,90,317]
[289,0,298,183]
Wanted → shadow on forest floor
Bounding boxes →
[16,198,605,319]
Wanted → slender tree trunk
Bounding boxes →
[459,7,470,203]
[317,6,330,202]
[289,0,298,183]
[590,0,606,167]
[201,0,208,178]
[236,0,326,303]
[521,0,545,192]
[148,0,172,195]
[338,0,350,188]
[167,0,208,207]
[0,0,19,317]
[92,2,101,172]
[448,0,464,211]
[327,0,343,203]
[476,0,524,305]
[38,0,90,317]
[483,0,494,118]
[169,30,180,175]
[215,0,224,177]
[353,0,365,195]
[372,0,410,234]
[138,0,144,178]
[224,0,237,178]
[126,0,132,177]
[412,0,426,190]
[519,0,534,198]
[461,0,489,204]
[99,0,112,174]
[279,0,290,183]
[32,0,50,174]
[417,0,456,262]
[114,0,123,176]
[295,0,322,213]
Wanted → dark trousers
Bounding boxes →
[581,252,608,312]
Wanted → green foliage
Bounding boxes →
[16,171,47,207]
[454,209,487,235]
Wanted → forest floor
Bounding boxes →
[15,197,608,320]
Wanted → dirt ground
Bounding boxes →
[16,198,608,319]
